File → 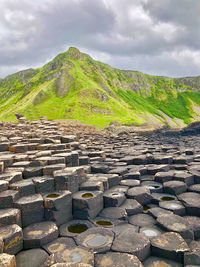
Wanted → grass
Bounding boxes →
[0,47,200,128]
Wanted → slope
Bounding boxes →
[0,47,200,128]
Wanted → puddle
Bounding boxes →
[82,193,93,198]
[68,224,88,234]
[167,203,181,209]
[95,220,113,227]
[143,205,150,211]
[46,193,60,198]
[147,185,160,189]
[142,229,158,237]
[161,196,175,201]
[86,234,108,247]
[70,251,82,263]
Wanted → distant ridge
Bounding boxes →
[0,47,200,128]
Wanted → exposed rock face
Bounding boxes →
[1,47,200,127]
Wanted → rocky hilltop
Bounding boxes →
[0,47,200,128]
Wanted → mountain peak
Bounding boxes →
[67,47,83,60]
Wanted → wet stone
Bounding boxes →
[0,171,22,184]
[151,232,189,262]
[16,248,48,267]
[0,180,9,193]
[99,207,127,220]
[0,190,20,209]
[188,183,200,193]
[94,252,143,267]
[151,193,177,205]
[147,207,173,219]
[139,226,163,239]
[80,180,104,191]
[0,208,21,227]
[23,221,59,249]
[75,227,114,253]
[91,216,122,228]
[43,191,72,226]
[184,216,200,239]
[111,229,150,261]
[109,185,129,194]
[141,181,163,193]
[103,190,126,207]
[43,247,94,266]
[129,214,156,227]
[184,250,200,266]
[178,192,200,216]
[23,167,43,179]
[163,180,187,195]
[43,237,76,255]
[174,171,194,186]
[0,253,16,267]
[14,194,44,227]
[59,220,93,237]
[143,256,182,267]
[159,200,186,216]
[43,164,66,176]
[0,224,23,255]
[32,176,55,193]
[156,214,194,241]
[154,171,174,183]
[126,186,152,205]
[9,179,35,197]
[73,191,103,219]
[120,179,140,187]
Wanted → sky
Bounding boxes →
[0,0,200,78]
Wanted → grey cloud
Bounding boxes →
[0,0,199,78]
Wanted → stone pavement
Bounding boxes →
[0,118,200,266]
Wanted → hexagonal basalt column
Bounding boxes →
[9,179,35,197]
[111,230,150,261]
[23,221,59,249]
[151,232,189,262]
[184,216,200,239]
[0,208,21,227]
[157,214,194,242]
[42,237,76,255]
[59,220,93,238]
[163,180,187,195]
[103,190,126,208]
[16,248,48,267]
[143,256,182,267]
[178,192,200,216]
[14,194,44,227]
[43,247,94,266]
[75,227,114,253]
[73,191,103,219]
[0,190,20,208]
[129,214,156,228]
[32,176,55,193]
[159,200,186,216]
[43,191,72,226]
[95,252,143,267]
[0,224,23,255]
[126,186,152,205]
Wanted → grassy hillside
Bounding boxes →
[0,47,200,128]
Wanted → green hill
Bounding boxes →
[0,47,200,128]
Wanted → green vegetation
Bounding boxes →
[0,47,200,128]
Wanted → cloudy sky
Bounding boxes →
[0,0,200,78]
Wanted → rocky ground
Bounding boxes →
[0,118,200,267]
